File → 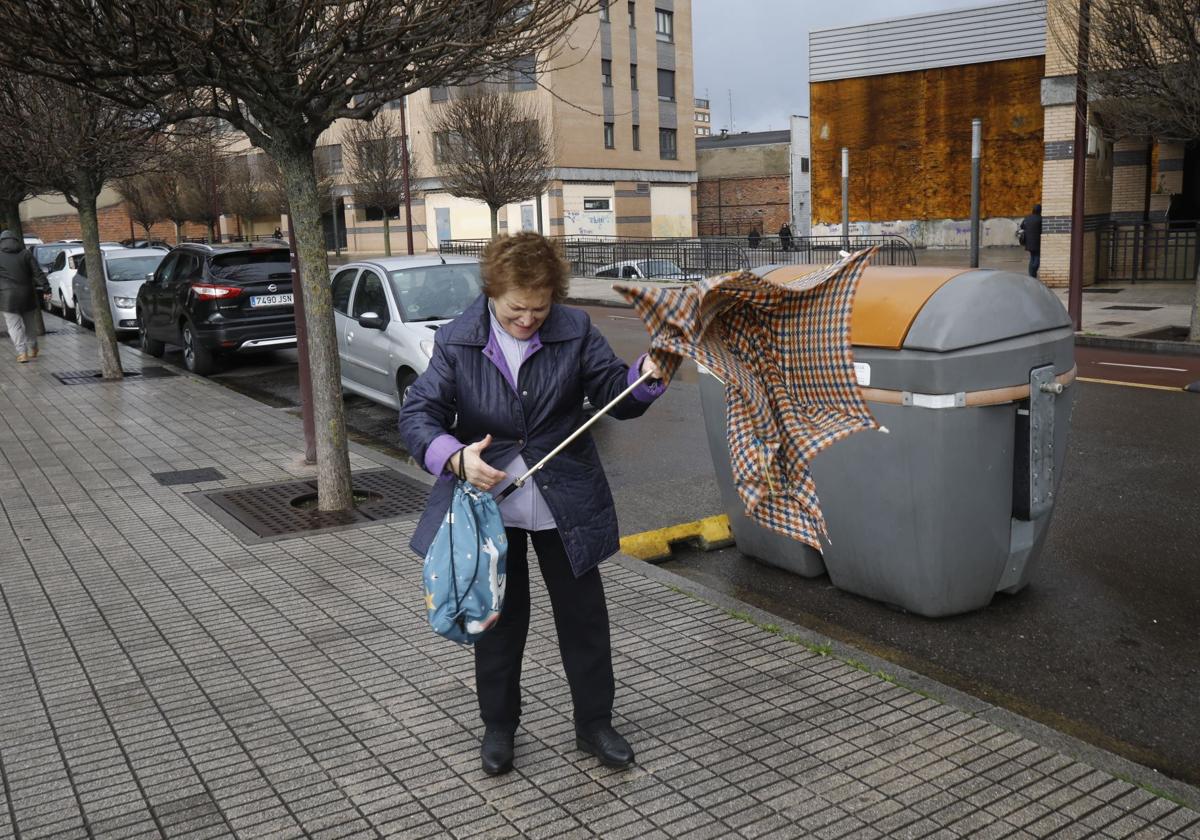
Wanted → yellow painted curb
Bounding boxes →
[620,515,734,562]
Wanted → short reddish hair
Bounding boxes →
[480,232,569,303]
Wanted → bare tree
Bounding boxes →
[152,153,194,245]
[0,0,599,511]
[0,74,156,379]
[223,155,273,241]
[431,90,553,237]
[179,121,233,242]
[115,172,164,241]
[1054,0,1200,340]
[344,113,410,256]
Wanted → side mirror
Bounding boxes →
[357,312,386,330]
[146,272,155,282]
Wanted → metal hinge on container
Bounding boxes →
[1027,365,1058,519]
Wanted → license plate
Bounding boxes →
[250,293,293,307]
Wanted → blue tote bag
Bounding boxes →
[423,481,508,644]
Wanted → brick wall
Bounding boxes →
[23,201,209,244]
[697,174,789,236]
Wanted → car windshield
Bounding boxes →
[389,264,482,322]
[209,249,292,282]
[639,260,685,277]
[105,255,164,282]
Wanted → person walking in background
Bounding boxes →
[400,232,666,777]
[0,229,49,363]
[747,227,761,249]
[778,222,793,252]
[1019,204,1042,278]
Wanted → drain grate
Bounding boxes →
[1097,321,1133,327]
[153,467,226,486]
[1082,288,1122,294]
[1103,305,1161,312]
[52,366,177,385]
[197,469,429,541]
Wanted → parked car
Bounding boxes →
[120,238,172,249]
[331,255,483,409]
[23,235,43,246]
[32,241,83,276]
[72,247,168,333]
[46,243,124,317]
[136,242,295,375]
[593,258,703,281]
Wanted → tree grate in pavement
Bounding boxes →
[1097,321,1134,326]
[195,468,429,542]
[1103,305,1162,311]
[152,467,226,486]
[51,366,177,385]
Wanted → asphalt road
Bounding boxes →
[104,307,1200,786]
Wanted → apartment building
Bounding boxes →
[694,97,711,136]
[309,0,698,251]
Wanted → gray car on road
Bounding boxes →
[72,247,168,333]
[331,255,483,409]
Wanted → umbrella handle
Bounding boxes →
[495,369,656,501]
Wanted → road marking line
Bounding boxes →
[1078,376,1184,392]
[1096,362,1188,372]
[620,515,734,561]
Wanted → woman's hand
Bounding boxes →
[639,354,663,380]
[458,434,507,491]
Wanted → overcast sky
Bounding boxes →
[692,0,991,133]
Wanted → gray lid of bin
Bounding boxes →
[903,270,1072,353]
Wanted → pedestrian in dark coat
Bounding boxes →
[1019,204,1042,278]
[0,230,49,362]
[778,222,793,252]
[399,232,666,776]
[747,227,762,249]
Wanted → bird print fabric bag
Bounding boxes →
[423,481,508,644]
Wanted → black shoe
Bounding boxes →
[481,727,514,776]
[576,725,635,769]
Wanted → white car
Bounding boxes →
[72,247,168,333]
[331,255,483,409]
[45,243,123,317]
[593,258,703,281]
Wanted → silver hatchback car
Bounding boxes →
[331,255,483,409]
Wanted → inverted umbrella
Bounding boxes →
[616,249,884,549]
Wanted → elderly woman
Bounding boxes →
[400,232,665,776]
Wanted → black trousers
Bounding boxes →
[474,528,614,733]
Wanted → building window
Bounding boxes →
[316,144,343,175]
[696,126,710,136]
[628,1,636,26]
[599,0,610,21]
[511,54,537,91]
[632,124,640,150]
[430,86,448,103]
[601,59,612,87]
[656,9,673,41]
[801,157,810,173]
[657,68,675,101]
[630,64,638,90]
[434,132,454,163]
[584,198,611,211]
[659,127,677,160]
[604,122,615,149]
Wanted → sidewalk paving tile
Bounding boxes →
[2,325,1199,838]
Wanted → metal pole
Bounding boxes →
[286,213,317,464]
[841,147,850,251]
[399,96,415,255]
[1068,0,1090,331]
[331,195,341,257]
[970,118,981,268]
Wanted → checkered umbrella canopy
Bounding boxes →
[616,249,883,549]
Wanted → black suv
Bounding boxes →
[136,242,295,375]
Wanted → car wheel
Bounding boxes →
[181,322,216,375]
[138,315,165,357]
[74,302,91,329]
[397,370,417,407]
[59,292,74,321]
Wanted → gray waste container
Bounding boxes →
[699,265,1075,617]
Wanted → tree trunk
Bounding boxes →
[273,143,354,511]
[77,186,123,380]
[382,215,391,256]
[490,206,500,238]
[1190,260,1199,342]
[245,218,254,241]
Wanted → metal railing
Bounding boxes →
[439,234,916,278]
[1096,220,1200,283]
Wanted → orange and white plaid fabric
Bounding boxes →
[616,249,882,549]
